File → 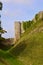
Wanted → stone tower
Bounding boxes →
[15,22,21,41]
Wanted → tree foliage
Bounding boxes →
[0,30,7,34]
[23,20,33,31]
[35,14,38,21]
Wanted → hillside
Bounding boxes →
[0,11,43,65]
[10,11,43,65]
[0,49,23,65]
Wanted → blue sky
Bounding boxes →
[0,0,43,38]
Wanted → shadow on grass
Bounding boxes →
[0,39,14,51]
[0,43,13,51]
[10,41,27,57]
[0,37,13,51]
[0,40,27,59]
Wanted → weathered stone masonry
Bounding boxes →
[14,22,21,41]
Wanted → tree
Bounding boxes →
[35,14,38,21]
[0,29,7,37]
[23,22,26,31]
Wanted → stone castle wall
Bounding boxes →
[14,22,21,41]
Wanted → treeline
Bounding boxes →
[22,11,43,31]
[22,20,33,31]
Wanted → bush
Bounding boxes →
[0,37,6,43]
[23,21,33,31]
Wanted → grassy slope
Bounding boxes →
[10,21,43,65]
[0,21,43,65]
[0,49,23,65]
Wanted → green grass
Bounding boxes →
[0,50,23,65]
[10,21,43,65]
[10,32,43,65]
[0,20,43,65]
[0,63,5,65]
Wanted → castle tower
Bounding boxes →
[15,22,21,41]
